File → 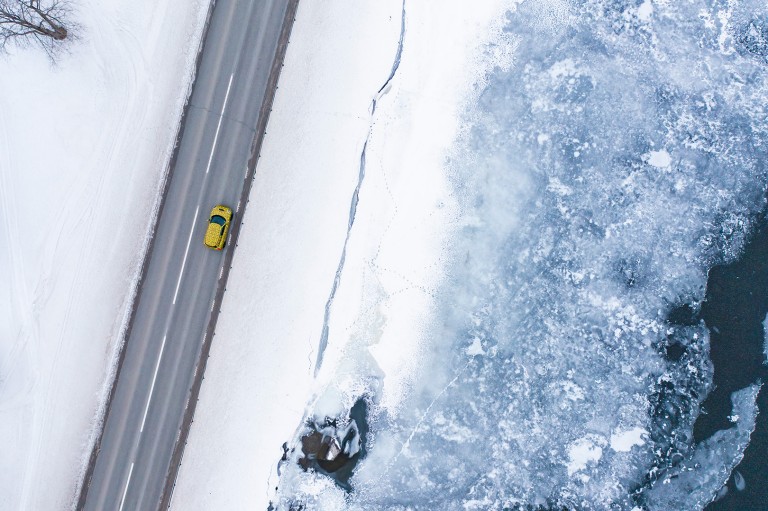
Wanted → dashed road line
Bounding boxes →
[173,205,200,305]
[140,334,167,433]
[118,462,134,511]
[205,73,235,174]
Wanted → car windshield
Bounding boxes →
[210,215,226,226]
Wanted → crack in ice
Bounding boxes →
[384,357,473,474]
[313,0,407,377]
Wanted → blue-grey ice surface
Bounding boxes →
[275,0,768,509]
[763,313,768,365]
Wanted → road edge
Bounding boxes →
[158,0,300,509]
[73,1,219,509]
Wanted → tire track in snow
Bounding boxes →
[0,95,44,510]
[313,0,407,376]
[0,102,34,389]
[0,95,39,384]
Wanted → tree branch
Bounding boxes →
[0,0,74,59]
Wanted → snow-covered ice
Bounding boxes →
[645,149,672,169]
[567,436,605,477]
[271,0,768,509]
[0,1,208,508]
[610,427,647,453]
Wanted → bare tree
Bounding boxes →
[0,0,74,59]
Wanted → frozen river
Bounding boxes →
[273,1,768,509]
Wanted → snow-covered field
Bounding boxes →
[0,1,207,508]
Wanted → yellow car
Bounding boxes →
[204,204,233,250]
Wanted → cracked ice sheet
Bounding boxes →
[168,2,404,510]
[276,0,768,508]
[308,0,519,421]
[271,0,518,508]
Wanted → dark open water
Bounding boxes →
[699,208,768,510]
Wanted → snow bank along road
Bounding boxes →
[76,0,296,509]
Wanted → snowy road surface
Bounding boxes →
[78,1,293,509]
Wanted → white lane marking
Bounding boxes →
[205,73,235,175]
[173,205,200,305]
[140,334,167,433]
[118,462,135,511]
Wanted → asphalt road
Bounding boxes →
[78,1,294,509]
